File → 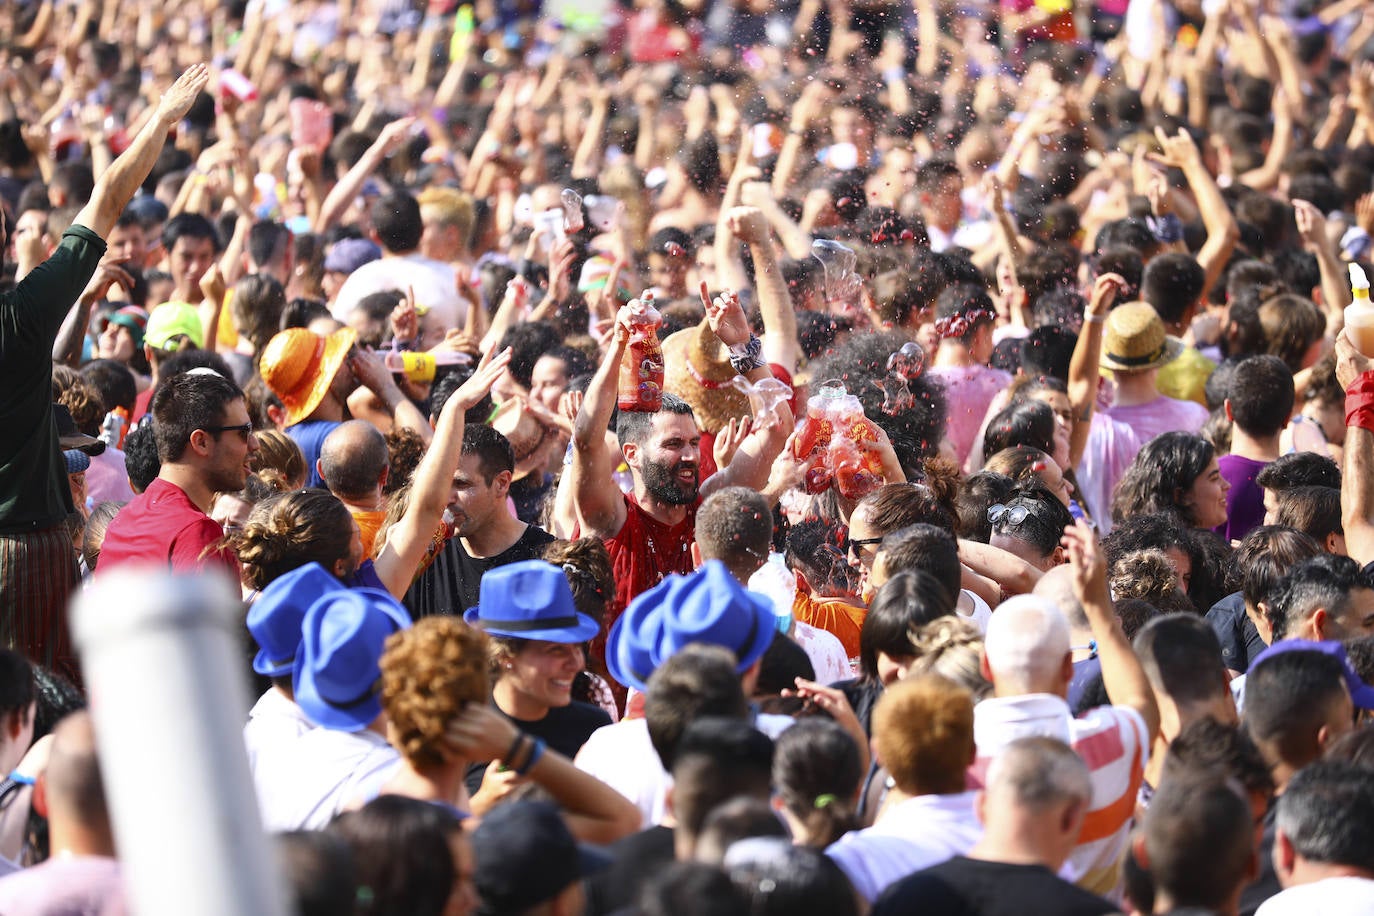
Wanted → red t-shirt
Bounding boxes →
[100,478,239,577]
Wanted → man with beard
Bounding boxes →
[404,424,555,617]
[100,369,258,578]
[570,293,792,661]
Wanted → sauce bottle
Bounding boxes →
[617,294,664,412]
[1346,264,1374,358]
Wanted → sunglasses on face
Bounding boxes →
[844,534,884,556]
[202,422,255,442]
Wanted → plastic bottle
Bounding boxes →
[819,381,885,500]
[383,348,473,384]
[219,68,259,103]
[617,294,665,412]
[748,552,797,635]
[794,382,839,493]
[1346,264,1374,358]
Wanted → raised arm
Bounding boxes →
[313,116,415,233]
[570,307,633,539]
[1067,273,1124,468]
[1151,127,1238,297]
[726,206,800,375]
[1292,199,1352,338]
[1338,334,1374,566]
[698,287,793,496]
[72,65,209,238]
[1063,520,1160,740]
[372,348,511,598]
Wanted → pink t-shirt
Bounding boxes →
[931,365,1014,467]
[1105,395,1210,445]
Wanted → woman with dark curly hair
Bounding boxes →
[1111,432,1230,531]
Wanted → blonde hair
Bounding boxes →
[908,617,990,700]
[380,617,490,768]
[417,187,475,249]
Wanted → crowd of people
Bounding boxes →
[4,0,1374,912]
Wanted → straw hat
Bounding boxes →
[661,319,750,435]
[1100,302,1183,373]
[260,326,357,426]
[490,398,551,482]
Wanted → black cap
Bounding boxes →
[472,801,610,914]
[53,403,105,457]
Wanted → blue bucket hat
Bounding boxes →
[1251,639,1374,710]
[293,588,412,732]
[247,563,343,678]
[463,560,599,643]
[605,560,776,691]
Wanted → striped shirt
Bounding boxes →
[971,694,1148,900]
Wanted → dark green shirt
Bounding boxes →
[0,225,106,531]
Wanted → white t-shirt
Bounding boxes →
[826,791,983,902]
[254,726,400,831]
[792,621,853,685]
[1256,876,1374,915]
[244,688,315,775]
[331,253,465,331]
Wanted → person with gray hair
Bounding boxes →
[1261,760,1374,914]
[318,419,390,560]
[972,520,1158,899]
[871,737,1115,915]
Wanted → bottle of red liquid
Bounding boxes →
[617,295,665,412]
[818,382,885,500]
[794,381,839,493]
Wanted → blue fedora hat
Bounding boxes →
[606,560,775,691]
[247,563,343,677]
[293,588,412,732]
[463,560,599,643]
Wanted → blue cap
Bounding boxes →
[1251,639,1374,710]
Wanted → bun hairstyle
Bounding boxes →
[232,489,354,590]
[907,616,990,700]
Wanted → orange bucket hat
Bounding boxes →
[260,327,357,426]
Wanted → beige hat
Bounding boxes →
[1100,302,1184,373]
[661,319,751,435]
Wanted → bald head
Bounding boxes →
[44,711,109,830]
[1032,566,1089,630]
[983,595,1071,696]
[981,737,1092,869]
[318,420,389,500]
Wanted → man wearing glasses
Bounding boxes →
[99,370,257,578]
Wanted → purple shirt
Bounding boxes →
[1215,455,1268,543]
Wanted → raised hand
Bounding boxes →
[155,64,211,127]
[1149,126,1201,170]
[450,347,513,412]
[701,282,751,349]
[1088,272,1128,320]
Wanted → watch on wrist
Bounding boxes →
[728,335,766,374]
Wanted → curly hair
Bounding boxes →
[807,330,948,479]
[58,380,107,437]
[542,538,614,624]
[1109,548,1195,615]
[232,489,354,590]
[1110,432,1215,527]
[380,617,490,769]
[248,429,307,492]
[384,427,427,495]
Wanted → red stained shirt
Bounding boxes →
[100,478,239,577]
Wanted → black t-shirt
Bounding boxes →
[0,226,105,531]
[404,523,556,618]
[1239,800,1279,916]
[872,857,1118,916]
[584,825,675,916]
[463,700,612,795]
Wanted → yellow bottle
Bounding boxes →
[1346,264,1374,357]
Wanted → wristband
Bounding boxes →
[1084,313,1105,325]
[502,732,525,767]
[515,738,546,776]
[1345,369,1374,432]
[728,335,766,374]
